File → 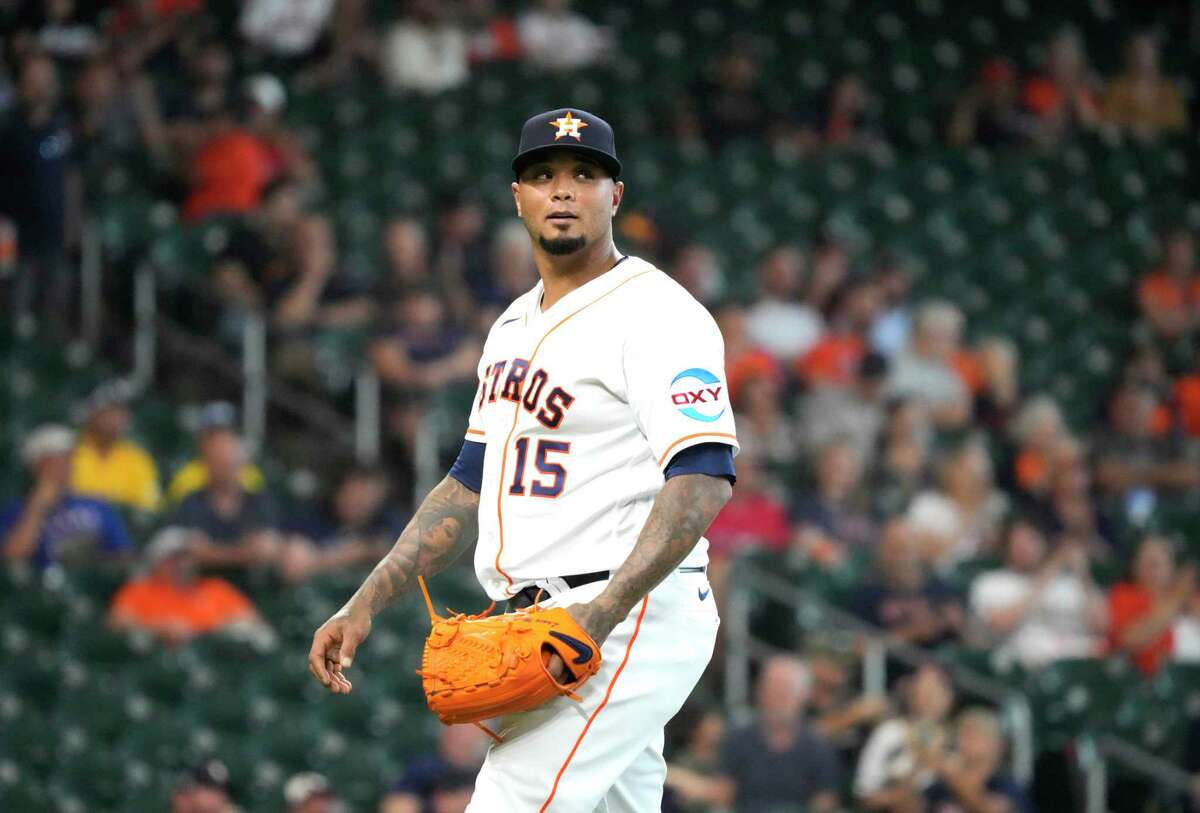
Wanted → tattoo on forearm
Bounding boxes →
[347,476,480,617]
[597,474,731,622]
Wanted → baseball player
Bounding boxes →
[310,108,739,812]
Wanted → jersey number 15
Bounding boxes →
[508,438,571,498]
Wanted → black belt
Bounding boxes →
[506,566,707,611]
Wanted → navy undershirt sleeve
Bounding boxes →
[448,439,485,493]
[664,442,736,485]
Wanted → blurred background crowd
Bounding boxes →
[1,0,1199,811]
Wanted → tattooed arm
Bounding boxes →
[308,475,480,693]
[572,473,732,644]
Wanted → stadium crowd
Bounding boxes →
[1,1,1199,812]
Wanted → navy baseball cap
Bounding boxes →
[512,108,621,179]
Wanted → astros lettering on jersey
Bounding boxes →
[464,255,739,600]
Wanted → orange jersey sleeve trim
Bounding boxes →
[538,595,650,812]
[465,427,487,437]
[657,432,738,468]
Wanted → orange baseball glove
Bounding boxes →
[416,576,602,741]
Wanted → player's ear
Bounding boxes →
[610,180,624,215]
[511,181,522,217]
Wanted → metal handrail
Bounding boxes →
[725,554,1036,785]
[1077,733,1196,813]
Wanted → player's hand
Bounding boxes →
[308,608,371,694]
[544,601,620,682]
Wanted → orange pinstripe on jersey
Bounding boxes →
[538,595,650,812]
[492,270,656,595]
[656,432,738,468]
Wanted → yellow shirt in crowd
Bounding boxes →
[72,439,162,512]
[166,460,265,504]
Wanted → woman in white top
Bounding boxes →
[855,662,956,810]
[907,436,1008,572]
[968,519,1107,670]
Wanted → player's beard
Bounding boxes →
[539,234,587,256]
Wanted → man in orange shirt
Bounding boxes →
[109,527,269,646]
[1137,228,1198,341]
[1108,535,1196,675]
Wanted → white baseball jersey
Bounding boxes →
[463,254,739,600]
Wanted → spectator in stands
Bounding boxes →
[10,0,102,64]
[1044,437,1115,559]
[377,217,434,306]
[381,724,489,813]
[434,192,490,299]
[1173,590,1200,664]
[477,219,537,326]
[664,707,726,813]
[669,243,725,308]
[674,656,841,812]
[278,466,406,583]
[72,56,141,168]
[263,214,374,335]
[242,73,316,183]
[381,0,469,94]
[0,52,79,328]
[948,58,1033,148]
[807,645,889,756]
[869,255,913,357]
[969,519,1106,669]
[70,379,161,512]
[156,38,236,155]
[799,350,889,464]
[1023,26,1101,144]
[517,0,610,73]
[1109,535,1196,676]
[921,707,1032,813]
[181,105,274,223]
[855,517,964,647]
[168,401,266,504]
[688,39,767,151]
[888,301,972,428]
[868,397,933,517]
[1093,382,1200,521]
[171,760,238,813]
[283,771,344,813]
[1137,226,1197,342]
[797,277,881,388]
[855,662,956,810]
[807,239,852,315]
[731,364,799,475]
[370,287,481,397]
[1103,32,1188,142]
[1,424,132,568]
[212,178,306,312]
[745,243,823,362]
[973,336,1020,434]
[1176,358,1200,439]
[109,526,268,646]
[1008,395,1069,503]
[820,74,884,147]
[463,0,522,64]
[792,437,876,566]
[172,425,281,571]
[239,0,366,85]
[908,436,1009,571]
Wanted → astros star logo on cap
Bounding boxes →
[549,111,588,141]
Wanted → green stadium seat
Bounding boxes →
[1025,658,1140,751]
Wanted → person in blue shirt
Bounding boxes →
[1,424,131,568]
